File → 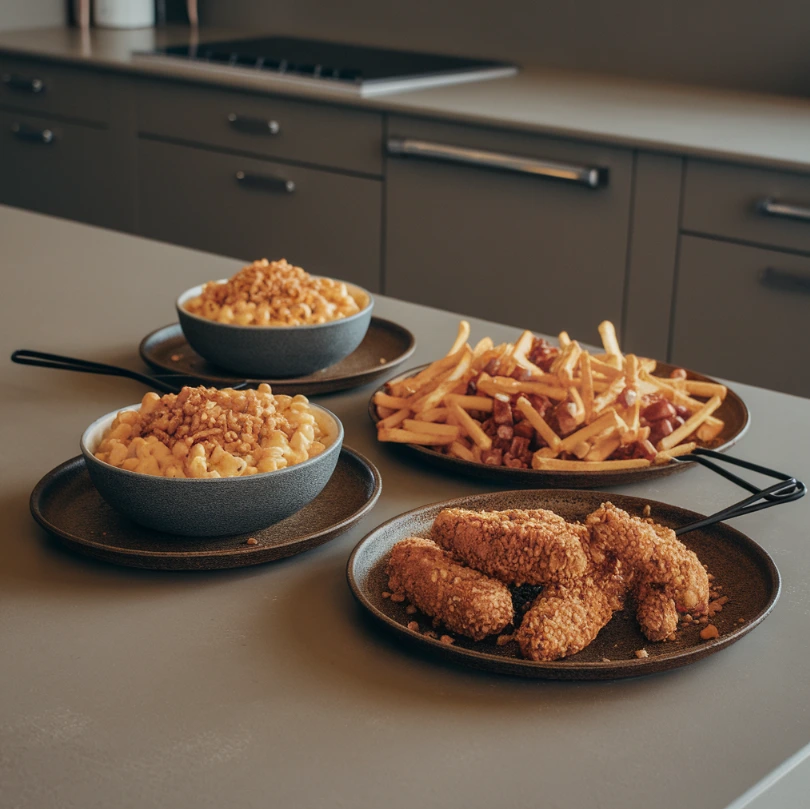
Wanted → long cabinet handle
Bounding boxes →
[760,267,810,296]
[2,73,45,93]
[757,198,810,223]
[235,170,295,193]
[11,122,54,144]
[227,113,280,136]
[387,137,608,189]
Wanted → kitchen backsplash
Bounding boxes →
[200,0,810,96]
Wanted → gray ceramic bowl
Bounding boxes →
[176,279,374,378]
[80,403,344,537]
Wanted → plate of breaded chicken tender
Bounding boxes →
[347,489,779,679]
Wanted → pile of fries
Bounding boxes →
[373,320,728,472]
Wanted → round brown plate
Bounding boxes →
[139,317,416,395]
[368,363,749,487]
[31,448,382,570]
[347,489,779,679]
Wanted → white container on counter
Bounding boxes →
[94,0,155,28]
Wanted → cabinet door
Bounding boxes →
[0,110,133,230]
[672,235,810,397]
[137,138,382,291]
[384,117,633,345]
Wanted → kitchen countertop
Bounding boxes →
[2,204,810,809]
[2,26,810,172]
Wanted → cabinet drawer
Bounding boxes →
[672,235,810,397]
[0,110,132,231]
[384,116,633,344]
[0,56,111,125]
[136,80,382,176]
[683,160,810,254]
[137,138,381,291]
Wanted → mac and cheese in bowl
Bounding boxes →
[94,384,330,478]
[176,260,374,378]
[81,385,344,536]
[183,258,368,326]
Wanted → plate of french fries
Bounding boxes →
[369,320,749,487]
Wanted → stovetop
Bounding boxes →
[135,36,518,97]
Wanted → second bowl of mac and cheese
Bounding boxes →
[177,258,374,378]
[81,384,343,536]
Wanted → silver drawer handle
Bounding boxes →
[2,73,45,93]
[235,170,295,193]
[227,113,280,136]
[760,267,810,296]
[387,137,607,189]
[11,122,54,143]
[757,198,810,223]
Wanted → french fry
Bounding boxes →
[696,420,725,442]
[448,441,476,462]
[413,407,450,423]
[585,435,622,462]
[412,349,473,412]
[557,410,623,455]
[593,377,626,414]
[377,408,410,429]
[476,375,568,401]
[449,403,492,450]
[374,391,411,410]
[580,352,594,423]
[558,331,571,347]
[568,387,585,426]
[654,442,697,464]
[472,336,494,358]
[684,380,727,400]
[444,394,494,412]
[598,320,622,367]
[376,405,395,419]
[532,456,651,472]
[515,396,561,451]
[447,320,471,356]
[557,341,583,385]
[658,395,722,451]
[402,420,460,437]
[511,330,535,360]
[377,428,456,446]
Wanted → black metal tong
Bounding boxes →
[673,448,805,535]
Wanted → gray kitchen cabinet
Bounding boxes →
[137,137,382,291]
[683,159,810,255]
[135,79,383,177]
[0,55,112,125]
[383,116,634,345]
[0,109,133,231]
[672,235,810,397]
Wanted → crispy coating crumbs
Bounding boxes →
[386,537,513,641]
[184,258,365,326]
[431,507,589,586]
[635,649,649,659]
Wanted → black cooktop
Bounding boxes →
[149,36,517,93]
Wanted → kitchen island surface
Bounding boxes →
[1,205,809,809]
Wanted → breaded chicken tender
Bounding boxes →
[516,554,626,662]
[431,507,589,587]
[635,582,679,641]
[586,502,709,614]
[387,537,514,641]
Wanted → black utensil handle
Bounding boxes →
[673,448,806,535]
[10,349,182,394]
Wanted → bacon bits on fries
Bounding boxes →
[373,320,728,471]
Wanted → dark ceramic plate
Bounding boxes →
[369,363,749,487]
[31,448,381,570]
[347,489,780,680]
[140,317,416,395]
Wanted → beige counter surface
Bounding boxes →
[2,26,810,172]
[2,205,810,809]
